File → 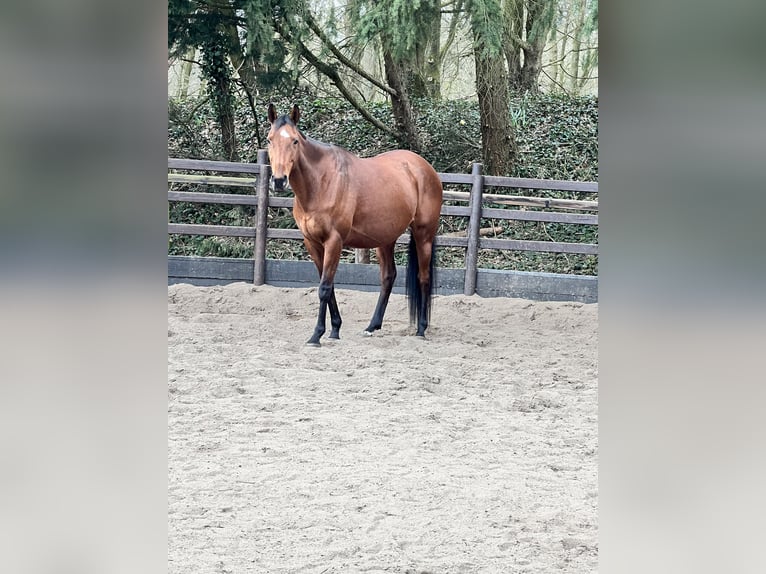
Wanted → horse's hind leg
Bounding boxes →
[409,231,436,338]
[364,243,397,334]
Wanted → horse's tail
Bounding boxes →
[406,235,436,326]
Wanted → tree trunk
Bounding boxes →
[178,48,195,98]
[520,44,543,93]
[219,4,260,96]
[556,3,571,90]
[382,49,423,152]
[201,42,239,162]
[409,46,430,100]
[569,0,587,95]
[548,24,559,88]
[503,0,524,90]
[474,47,516,175]
[217,73,239,162]
[519,0,553,93]
[426,12,442,99]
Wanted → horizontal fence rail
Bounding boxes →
[168,156,598,299]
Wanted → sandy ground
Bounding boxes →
[168,282,598,573]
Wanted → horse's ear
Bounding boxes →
[290,104,300,126]
[267,103,277,124]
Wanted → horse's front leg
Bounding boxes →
[327,285,342,340]
[306,280,331,347]
[306,235,343,347]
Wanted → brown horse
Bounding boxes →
[266,103,443,346]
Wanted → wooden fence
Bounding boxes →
[168,153,598,302]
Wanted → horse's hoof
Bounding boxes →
[362,330,374,337]
[305,341,321,348]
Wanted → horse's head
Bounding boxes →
[266,103,302,191]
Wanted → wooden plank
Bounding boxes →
[168,173,258,187]
[480,207,598,225]
[483,195,597,211]
[263,229,469,248]
[168,225,596,255]
[442,190,471,202]
[266,228,304,240]
[255,229,472,249]
[268,197,294,208]
[168,166,598,211]
[168,158,263,174]
[389,234,468,248]
[433,236,468,247]
[440,205,471,216]
[480,193,597,211]
[168,223,255,238]
[443,226,500,238]
[443,189,598,211]
[480,237,598,255]
[167,190,259,205]
[168,159,597,193]
[483,175,598,193]
[438,173,475,185]
[168,194,597,221]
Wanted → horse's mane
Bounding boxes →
[275,114,355,169]
[303,134,355,167]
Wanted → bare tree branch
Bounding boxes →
[439,0,465,62]
[541,68,571,95]
[543,45,599,68]
[268,11,398,139]
[293,38,399,139]
[304,12,396,97]
[180,57,204,67]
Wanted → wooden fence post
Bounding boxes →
[463,162,484,296]
[355,249,370,264]
[254,149,270,285]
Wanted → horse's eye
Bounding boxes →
[293,139,299,145]
[266,139,271,145]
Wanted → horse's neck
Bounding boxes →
[290,139,332,202]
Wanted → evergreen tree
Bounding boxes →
[465,0,517,174]
[169,1,242,160]
[349,0,444,150]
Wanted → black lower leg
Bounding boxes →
[328,287,342,339]
[365,275,395,333]
[416,280,430,337]
[307,281,333,346]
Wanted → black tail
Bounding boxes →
[406,235,436,326]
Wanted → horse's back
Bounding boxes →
[367,150,442,198]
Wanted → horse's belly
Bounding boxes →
[344,217,410,248]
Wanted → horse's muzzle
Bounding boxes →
[271,176,288,191]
